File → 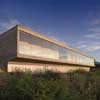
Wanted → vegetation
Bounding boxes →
[0,70,100,100]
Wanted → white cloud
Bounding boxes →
[85,33,100,39]
[89,27,100,33]
[77,44,87,49]
[74,16,100,61]
[89,19,100,26]
[85,45,100,52]
[0,19,20,34]
[76,41,100,52]
[86,10,100,40]
[81,12,100,52]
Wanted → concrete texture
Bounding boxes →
[0,25,95,72]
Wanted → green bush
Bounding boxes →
[0,70,100,100]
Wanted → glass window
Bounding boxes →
[19,31,94,66]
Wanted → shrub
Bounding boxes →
[0,70,99,100]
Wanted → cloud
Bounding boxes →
[72,12,100,61]
[86,9,100,39]
[78,10,100,52]
[76,41,100,52]
[0,19,20,34]
[89,27,100,32]
[0,11,21,34]
[85,33,100,39]
[89,19,100,26]
[78,44,100,52]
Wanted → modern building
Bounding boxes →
[0,25,95,72]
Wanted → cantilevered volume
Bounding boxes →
[0,25,95,72]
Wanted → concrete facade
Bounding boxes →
[0,25,95,73]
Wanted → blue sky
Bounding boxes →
[0,0,100,61]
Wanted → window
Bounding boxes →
[19,31,94,66]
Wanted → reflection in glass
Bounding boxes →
[19,31,94,66]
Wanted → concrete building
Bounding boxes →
[0,25,95,72]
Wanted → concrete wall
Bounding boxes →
[0,25,95,72]
[18,41,59,59]
[8,61,90,73]
[0,27,17,69]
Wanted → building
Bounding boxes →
[0,25,95,72]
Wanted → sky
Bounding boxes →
[0,0,100,61]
